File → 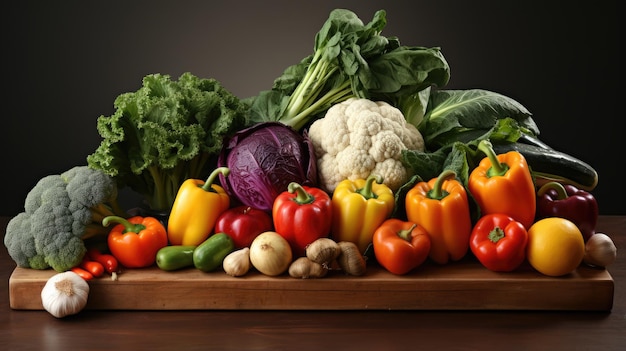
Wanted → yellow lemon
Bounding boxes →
[527,217,585,276]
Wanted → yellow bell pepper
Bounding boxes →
[167,167,231,246]
[331,175,395,254]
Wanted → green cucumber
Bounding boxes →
[492,141,598,191]
[193,233,235,272]
[156,245,197,271]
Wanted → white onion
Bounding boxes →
[249,231,293,276]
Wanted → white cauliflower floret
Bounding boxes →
[316,153,343,192]
[336,147,375,180]
[308,97,425,193]
[308,109,351,156]
[372,158,409,191]
[370,130,403,162]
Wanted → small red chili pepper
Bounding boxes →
[469,213,529,272]
[88,248,120,280]
[80,256,105,278]
[71,266,94,281]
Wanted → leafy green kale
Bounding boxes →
[87,72,249,211]
[4,166,125,272]
[246,9,450,131]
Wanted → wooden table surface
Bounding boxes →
[2,216,625,350]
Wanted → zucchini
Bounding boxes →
[193,233,235,272]
[156,245,196,271]
[492,141,598,191]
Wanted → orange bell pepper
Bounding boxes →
[104,215,168,268]
[469,140,536,229]
[405,169,472,264]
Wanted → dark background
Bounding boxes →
[7,0,620,216]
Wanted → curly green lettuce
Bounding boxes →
[87,72,249,211]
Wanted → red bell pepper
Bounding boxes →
[536,181,598,242]
[372,218,431,275]
[272,182,332,257]
[104,215,169,268]
[469,213,528,272]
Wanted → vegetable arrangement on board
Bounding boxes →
[3,8,618,317]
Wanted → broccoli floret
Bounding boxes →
[3,213,47,269]
[4,166,127,272]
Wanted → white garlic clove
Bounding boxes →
[223,247,251,277]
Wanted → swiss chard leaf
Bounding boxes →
[420,89,538,149]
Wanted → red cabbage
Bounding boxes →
[217,122,318,211]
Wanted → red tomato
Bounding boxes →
[214,206,273,248]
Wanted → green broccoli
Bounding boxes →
[4,166,126,272]
[87,72,249,212]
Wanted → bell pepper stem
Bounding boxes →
[537,181,568,200]
[397,223,417,241]
[288,182,315,205]
[102,215,146,234]
[357,174,383,199]
[200,167,230,192]
[488,226,505,243]
[478,139,509,177]
[428,169,456,200]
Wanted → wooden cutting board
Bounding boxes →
[9,259,614,311]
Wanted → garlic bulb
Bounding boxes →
[41,271,90,318]
[583,233,617,268]
[223,247,251,277]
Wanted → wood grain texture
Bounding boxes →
[9,257,614,311]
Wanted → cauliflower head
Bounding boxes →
[4,166,125,272]
[308,98,425,193]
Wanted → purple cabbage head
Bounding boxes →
[217,122,318,211]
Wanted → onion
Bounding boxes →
[583,233,617,267]
[249,231,293,276]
